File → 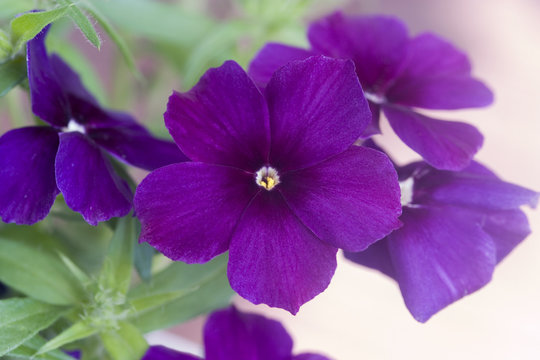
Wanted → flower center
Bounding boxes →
[364,91,386,104]
[399,177,414,206]
[255,166,280,191]
[63,119,86,134]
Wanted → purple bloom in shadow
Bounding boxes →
[0,26,187,226]
[249,11,494,171]
[345,146,538,322]
[134,57,402,313]
[143,306,332,360]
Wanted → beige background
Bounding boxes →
[174,1,540,359]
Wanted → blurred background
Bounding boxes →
[1,0,539,359]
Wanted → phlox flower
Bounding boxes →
[134,56,402,313]
[249,11,494,170]
[0,26,186,225]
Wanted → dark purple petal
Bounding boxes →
[308,12,408,93]
[228,191,337,314]
[483,209,531,263]
[383,105,483,170]
[360,101,381,138]
[280,146,402,252]
[0,127,59,224]
[49,54,98,105]
[165,61,270,171]
[134,162,258,263]
[142,346,201,360]
[27,26,69,127]
[248,43,316,89]
[55,132,132,225]
[344,239,396,279]
[387,206,496,322]
[204,306,293,360]
[266,56,369,172]
[387,33,494,109]
[87,111,187,171]
[292,354,332,360]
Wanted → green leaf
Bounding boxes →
[133,242,154,282]
[59,0,101,49]
[0,56,26,97]
[7,335,75,360]
[0,29,12,59]
[79,1,140,78]
[0,237,86,305]
[98,216,136,295]
[128,254,233,332]
[10,6,72,53]
[0,298,66,356]
[101,322,148,360]
[37,320,98,355]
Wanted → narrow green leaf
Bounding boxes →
[0,237,86,305]
[79,1,140,78]
[0,298,66,356]
[57,252,92,286]
[37,320,98,355]
[0,29,12,59]
[59,0,101,48]
[10,6,71,53]
[101,322,148,360]
[98,216,136,295]
[128,254,233,332]
[7,335,75,360]
[0,56,26,97]
[133,242,154,282]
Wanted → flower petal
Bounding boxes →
[483,209,531,263]
[293,354,332,360]
[0,127,59,224]
[142,346,201,360]
[87,111,187,171]
[308,12,408,93]
[55,132,132,225]
[266,56,369,171]
[344,239,396,279]
[248,43,316,88]
[387,206,496,322]
[387,33,494,109]
[360,101,381,138]
[383,105,483,170]
[204,306,293,360]
[49,54,98,105]
[165,61,270,171]
[280,146,402,252]
[134,162,258,263]
[27,26,69,127]
[228,191,337,314]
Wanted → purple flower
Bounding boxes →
[249,11,494,171]
[134,56,402,313]
[0,26,186,225]
[143,306,331,360]
[345,149,539,322]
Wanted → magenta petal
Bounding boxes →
[165,61,270,171]
[204,306,293,360]
[387,33,494,109]
[27,27,69,127]
[228,192,337,314]
[142,346,201,360]
[308,12,408,92]
[134,162,258,263]
[483,209,531,263]
[388,206,496,322]
[0,127,59,224]
[280,146,402,252]
[266,56,370,171]
[87,112,187,171]
[383,105,483,170]
[55,132,132,225]
[248,43,316,88]
[360,101,381,138]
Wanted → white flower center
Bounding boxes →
[364,92,386,104]
[63,119,86,134]
[399,177,414,206]
[255,166,280,191]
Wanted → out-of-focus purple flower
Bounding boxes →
[345,148,538,322]
[134,57,402,313]
[249,11,494,171]
[143,306,332,360]
[0,26,186,226]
